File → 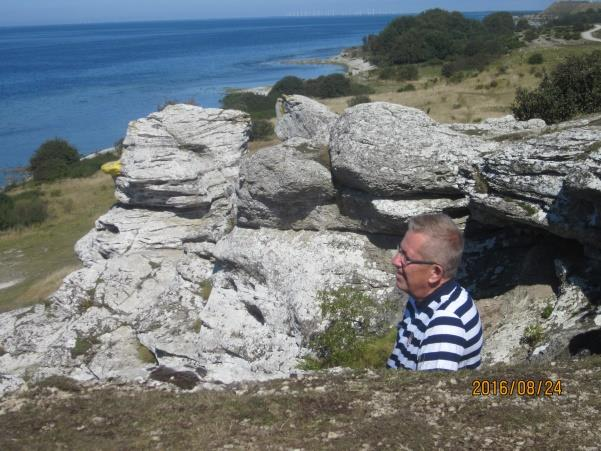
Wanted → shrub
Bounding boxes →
[521,323,544,347]
[512,51,601,123]
[524,29,538,42]
[250,119,274,141]
[221,92,276,119]
[269,76,305,97]
[527,53,544,65]
[303,287,398,369]
[29,139,80,182]
[397,84,416,92]
[347,95,371,107]
[0,190,48,231]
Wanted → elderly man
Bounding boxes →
[387,213,483,371]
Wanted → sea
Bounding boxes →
[0,12,535,186]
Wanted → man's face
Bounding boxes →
[391,231,437,300]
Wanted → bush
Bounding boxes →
[524,29,538,42]
[303,287,398,369]
[29,139,80,182]
[347,95,371,107]
[397,83,416,92]
[269,76,305,97]
[221,92,276,119]
[527,53,544,65]
[250,119,274,141]
[0,190,48,231]
[512,50,601,123]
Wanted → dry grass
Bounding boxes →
[0,172,115,312]
[322,41,601,124]
[1,355,600,450]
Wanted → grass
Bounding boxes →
[321,42,601,124]
[0,171,115,312]
[1,355,600,449]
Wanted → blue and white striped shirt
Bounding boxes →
[387,280,483,371]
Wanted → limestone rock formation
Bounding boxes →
[471,126,601,248]
[115,104,250,209]
[275,95,338,145]
[448,115,546,138]
[329,102,498,198]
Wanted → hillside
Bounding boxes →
[1,355,600,449]
[543,0,601,17]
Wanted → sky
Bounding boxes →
[0,0,554,27]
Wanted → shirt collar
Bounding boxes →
[413,279,458,311]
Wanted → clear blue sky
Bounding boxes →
[1,1,554,27]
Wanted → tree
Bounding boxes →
[29,139,80,182]
[483,12,514,35]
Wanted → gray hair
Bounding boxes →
[407,213,464,278]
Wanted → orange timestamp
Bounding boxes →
[471,378,563,397]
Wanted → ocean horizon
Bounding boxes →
[0,11,537,186]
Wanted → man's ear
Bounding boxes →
[428,264,444,284]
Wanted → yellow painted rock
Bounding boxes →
[101,160,122,177]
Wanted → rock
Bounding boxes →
[448,115,546,139]
[75,204,232,266]
[275,95,338,146]
[115,104,250,209]
[236,143,348,230]
[470,126,601,249]
[0,373,25,395]
[191,227,400,383]
[329,102,497,197]
[339,188,468,234]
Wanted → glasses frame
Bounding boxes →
[396,244,439,267]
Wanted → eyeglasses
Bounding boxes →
[396,244,438,267]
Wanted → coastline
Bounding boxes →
[229,48,375,96]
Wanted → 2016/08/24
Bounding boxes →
[472,379,563,397]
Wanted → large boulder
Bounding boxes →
[115,104,250,209]
[236,142,355,230]
[471,126,601,249]
[275,95,338,146]
[329,102,498,198]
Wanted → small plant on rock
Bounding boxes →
[521,323,544,347]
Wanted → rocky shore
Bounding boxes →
[1,95,600,394]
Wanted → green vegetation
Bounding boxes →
[28,138,119,183]
[70,334,100,359]
[0,190,48,231]
[136,342,157,365]
[302,287,398,369]
[521,323,545,347]
[378,64,419,81]
[347,95,371,107]
[250,119,274,141]
[199,279,213,301]
[363,9,520,78]
[527,53,544,65]
[396,83,416,92]
[0,172,116,312]
[221,73,372,119]
[36,376,82,393]
[192,318,203,333]
[541,302,554,320]
[512,50,601,123]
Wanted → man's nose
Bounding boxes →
[392,251,402,267]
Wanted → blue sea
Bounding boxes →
[0,12,534,186]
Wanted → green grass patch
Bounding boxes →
[70,334,100,360]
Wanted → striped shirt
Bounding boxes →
[387,280,483,371]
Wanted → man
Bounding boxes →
[387,213,483,371]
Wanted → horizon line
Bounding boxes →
[0,9,541,29]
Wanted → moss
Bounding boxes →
[521,323,545,347]
[36,375,82,392]
[472,166,490,194]
[78,297,95,313]
[541,302,554,319]
[199,279,213,301]
[516,200,538,216]
[192,319,203,333]
[136,342,157,365]
[70,334,100,359]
